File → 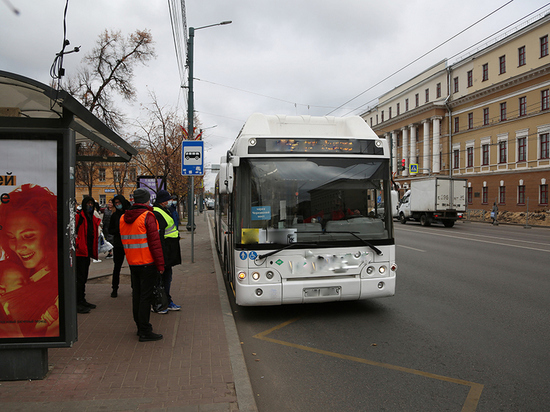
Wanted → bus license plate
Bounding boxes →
[303,287,340,297]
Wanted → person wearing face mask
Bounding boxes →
[108,195,131,298]
[75,196,101,313]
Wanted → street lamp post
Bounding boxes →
[186,21,231,263]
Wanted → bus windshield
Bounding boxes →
[236,157,393,246]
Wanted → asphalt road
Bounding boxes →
[226,221,550,412]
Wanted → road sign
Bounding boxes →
[410,163,418,174]
[181,140,204,176]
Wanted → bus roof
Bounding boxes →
[237,113,377,139]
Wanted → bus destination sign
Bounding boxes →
[249,138,383,155]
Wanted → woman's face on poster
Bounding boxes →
[4,211,48,271]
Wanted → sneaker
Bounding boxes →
[111,290,118,298]
[168,302,181,311]
[92,259,102,263]
[152,308,169,314]
[105,254,113,259]
[139,332,163,342]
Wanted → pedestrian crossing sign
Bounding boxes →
[410,164,418,174]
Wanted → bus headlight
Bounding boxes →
[266,270,274,279]
[237,271,246,281]
[252,272,260,281]
[379,265,387,274]
[255,288,263,296]
[367,266,375,275]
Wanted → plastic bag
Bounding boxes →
[152,275,169,312]
[98,231,113,254]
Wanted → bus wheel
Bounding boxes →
[399,213,407,224]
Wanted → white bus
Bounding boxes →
[215,114,396,306]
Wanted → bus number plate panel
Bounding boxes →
[303,287,340,297]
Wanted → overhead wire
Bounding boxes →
[328,0,517,117]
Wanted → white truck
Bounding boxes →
[398,177,467,227]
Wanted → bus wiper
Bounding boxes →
[258,242,318,260]
[324,231,383,255]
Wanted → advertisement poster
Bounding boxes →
[0,140,59,339]
[137,176,166,203]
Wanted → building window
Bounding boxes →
[113,170,121,183]
[405,98,409,111]
[467,147,474,168]
[425,88,429,103]
[483,108,489,125]
[482,63,489,81]
[370,117,373,126]
[453,149,459,169]
[453,77,459,93]
[499,185,506,204]
[468,187,473,204]
[129,168,136,181]
[482,186,488,204]
[499,55,506,74]
[518,137,526,162]
[542,89,549,111]
[415,93,419,107]
[436,82,441,98]
[518,185,526,205]
[454,117,459,133]
[500,102,507,121]
[381,111,384,122]
[389,107,392,119]
[541,133,549,159]
[541,35,548,58]
[468,112,473,129]
[518,46,526,66]
[499,140,507,163]
[99,168,106,182]
[482,144,489,165]
[541,184,549,205]
[519,96,526,117]
[396,103,400,116]
[467,70,473,87]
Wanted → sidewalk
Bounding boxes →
[0,212,257,411]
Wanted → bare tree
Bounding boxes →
[133,93,201,203]
[68,29,156,195]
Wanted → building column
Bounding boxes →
[391,131,398,174]
[422,119,430,175]
[409,124,416,171]
[401,127,408,177]
[432,116,442,174]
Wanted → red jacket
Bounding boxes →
[121,204,165,272]
[75,210,100,259]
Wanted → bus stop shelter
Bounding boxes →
[0,70,137,380]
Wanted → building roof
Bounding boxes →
[0,70,137,162]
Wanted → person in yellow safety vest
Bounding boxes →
[120,188,165,342]
[152,190,182,313]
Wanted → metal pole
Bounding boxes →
[187,27,195,262]
[525,197,531,229]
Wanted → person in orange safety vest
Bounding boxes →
[120,188,165,342]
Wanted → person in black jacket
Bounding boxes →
[108,195,131,297]
[152,190,182,313]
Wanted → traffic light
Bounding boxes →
[400,158,406,171]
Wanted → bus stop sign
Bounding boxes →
[181,140,204,176]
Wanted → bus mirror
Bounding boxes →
[219,163,234,194]
[231,156,240,167]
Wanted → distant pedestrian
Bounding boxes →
[103,200,114,259]
[168,195,180,228]
[153,190,182,314]
[491,202,498,225]
[75,196,101,314]
[108,195,131,297]
[120,188,165,342]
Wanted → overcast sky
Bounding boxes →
[2,0,549,190]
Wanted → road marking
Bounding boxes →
[396,227,550,252]
[254,318,484,412]
[398,244,427,252]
